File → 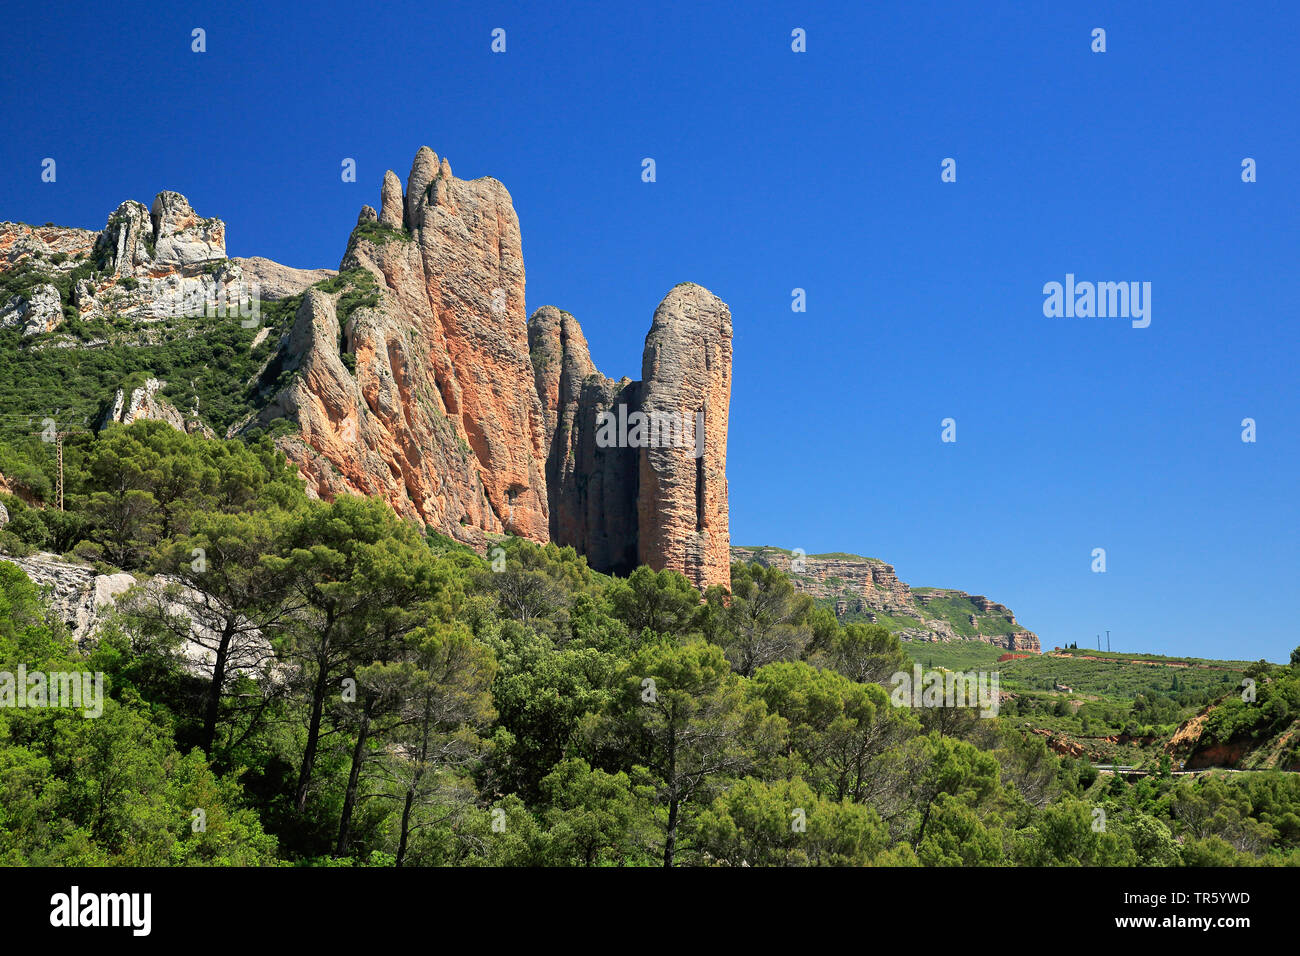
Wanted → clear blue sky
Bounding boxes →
[2,1,1297,661]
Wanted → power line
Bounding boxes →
[3,417,93,512]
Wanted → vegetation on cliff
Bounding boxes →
[0,296,301,442]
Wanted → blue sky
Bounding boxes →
[2,1,1297,661]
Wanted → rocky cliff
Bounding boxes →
[636,286,732,592]
[731,546,1041,653]
[0,146,735,593]
[98,376,214,437]
[0,189,296,334]
[254,149,732,590]
[299,148,550,542]
[528,306,640,575]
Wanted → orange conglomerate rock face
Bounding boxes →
[260,146,732,592]
[636,284,732,592]
[262,148,549,546]
[528,287,733,593]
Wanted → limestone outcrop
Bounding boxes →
[98,377,213,437]
[232,256,337,300]
[0,221,98,267]
[731,547,915,614]
[0,552,273,676]
[0,282,62,335]
[0,191,303,329]
[1,552,136,644]
[149,191,226,268]
[65,195,244,323]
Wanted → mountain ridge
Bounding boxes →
[732,544,1042,653]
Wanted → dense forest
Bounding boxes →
[1,421,1299,866]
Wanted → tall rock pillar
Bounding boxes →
[637,284,732,591]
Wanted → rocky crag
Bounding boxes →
[0,193,324,334]
[529,288,732,588]
[0,551,136,644]
[0,146,734,592]
[98,376,214,437]
[255,148,552,545]
[731,545,1041,653]
[0,552,273,677]
[251,147,732,590]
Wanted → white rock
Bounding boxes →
[0,283,63,335]
[150,191,226,267]
[98,200,154,276]
[0,552,276,681]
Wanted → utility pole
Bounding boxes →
[55,432,64,511]
[1106,629,1111,653]
[25,414,85,512]
[1097,634,1101,650]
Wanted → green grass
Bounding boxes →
[1049,647,1256,668]
[916,593,1019,637]
[902,641,1007,671]
[336,274,380,324]
[347,221,411,247]
[999,655,1241,701]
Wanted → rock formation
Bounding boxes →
[69,196,244,322]
[0,146,737,593]
[232,256,336,300]
[0,221,96,335]
[731,545,1042,652]
[259,147,552,545]
[379,170,404,229]
[732,548,916,615]
[254,148,733,591]
[0,282,62,335]
[0,221,98,267]
[0,191,310,328]
[527,285,732,592]
[98,377,213,437]
[0,552,274,677]
[528,306,640,575]
[1,552,136,644]
[636,285,733,590]
[149,191,226,268]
